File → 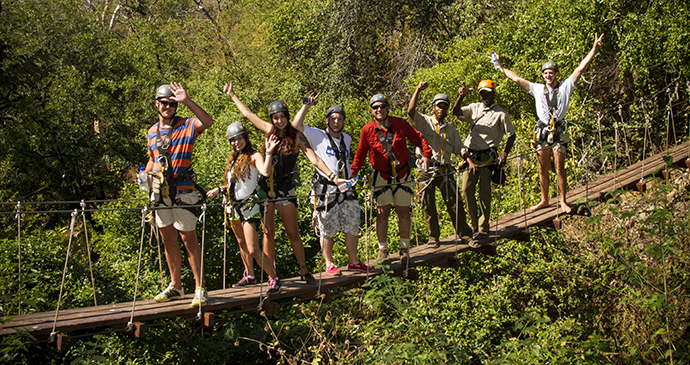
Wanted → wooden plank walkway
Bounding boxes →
[3,141,689,341]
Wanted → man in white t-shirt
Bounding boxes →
[292,96,371,276]
[497,33,603,213]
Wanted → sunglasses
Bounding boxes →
[371,104,388,110]
[159,100,178,108]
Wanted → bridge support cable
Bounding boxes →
[641,97,651,183]
[80,200,98,306]
[128,206,149,328]
[222,195,228,289]
[197,204,208,319]
[16,201,22,315]
[618,105,632,167]
[51,209,79,337]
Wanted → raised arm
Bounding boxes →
[451,82,472,119]
[256,135,280,177]
[571,33,604,84]
[495,55,530,92]
[169,82,214,132]
[223,81,273,134]
[291,93,319,134]
[407,81,428,121]
[297,133,344,184]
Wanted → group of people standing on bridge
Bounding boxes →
[143,33,603,307]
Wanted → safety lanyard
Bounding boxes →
[375,126,399,182]
[433,119,447,165]
[543,82,561,119]
[326,133,349,179]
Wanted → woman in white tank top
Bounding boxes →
[207,122,282,294]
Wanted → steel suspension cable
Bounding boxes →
[16,201,22,315]
[51,209,78,336]
[80,200,98,306]
[128,207,148,327]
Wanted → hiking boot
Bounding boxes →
[191,287,207,307]
[399,249,410,265]
[301,272,316,285]
[347,261,372,271]
[266,277,281,295]
[377,248,388,261]
[154,283,184,303]
[326,263,342,276]
[232,271,257,288]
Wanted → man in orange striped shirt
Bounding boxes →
[146,82,214,307]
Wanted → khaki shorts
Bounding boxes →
[535,131,570,154]
[373,171,413,207]
[153,191,199,231]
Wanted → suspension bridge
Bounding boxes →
[2,140,689,349]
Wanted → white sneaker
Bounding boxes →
[191,287,207,307]
[154,284,184,303]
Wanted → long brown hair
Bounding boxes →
[223,133,256,185]
[264,119,298,155]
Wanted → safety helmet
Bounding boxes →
[226,122,248,140]
[478,79,496,92]
[542,61,559,72]
[431,93,450,106]
[326,105,346,120]
[155,84,173,100]
[370,93,388,107]
[268,100,289,117]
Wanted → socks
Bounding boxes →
[400,238,410,250]
[378,242,388,251]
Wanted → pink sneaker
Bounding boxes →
[347,261,372,271]
[326,263,342,276]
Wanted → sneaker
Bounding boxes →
[191,286,208,307]
[399,249,410,265]
[232,271,257,288]
[266,277,281,295]
[377,248,388,261]
[301,272,316,285]
[154,283,184,303]
[348,261,372,271]
[326,263,342,276]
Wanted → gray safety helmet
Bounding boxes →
[370,93,388,107]
[542,61,559,72]
[431,93,450,106]
[155,84,173,100]
[326,105,346,120]
[226,122,248,140]
[268,100,289,117]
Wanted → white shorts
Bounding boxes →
[316,199,360,238]
[154,191,199,232]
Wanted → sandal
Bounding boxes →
[427,239,440,248]
[468,239,481,249]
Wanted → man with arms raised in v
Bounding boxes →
[292,96,371,275]
[351,94,432,264]
[408,81,474,248]
[496,33,603,213]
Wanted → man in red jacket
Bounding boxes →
[351,94,431,264]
